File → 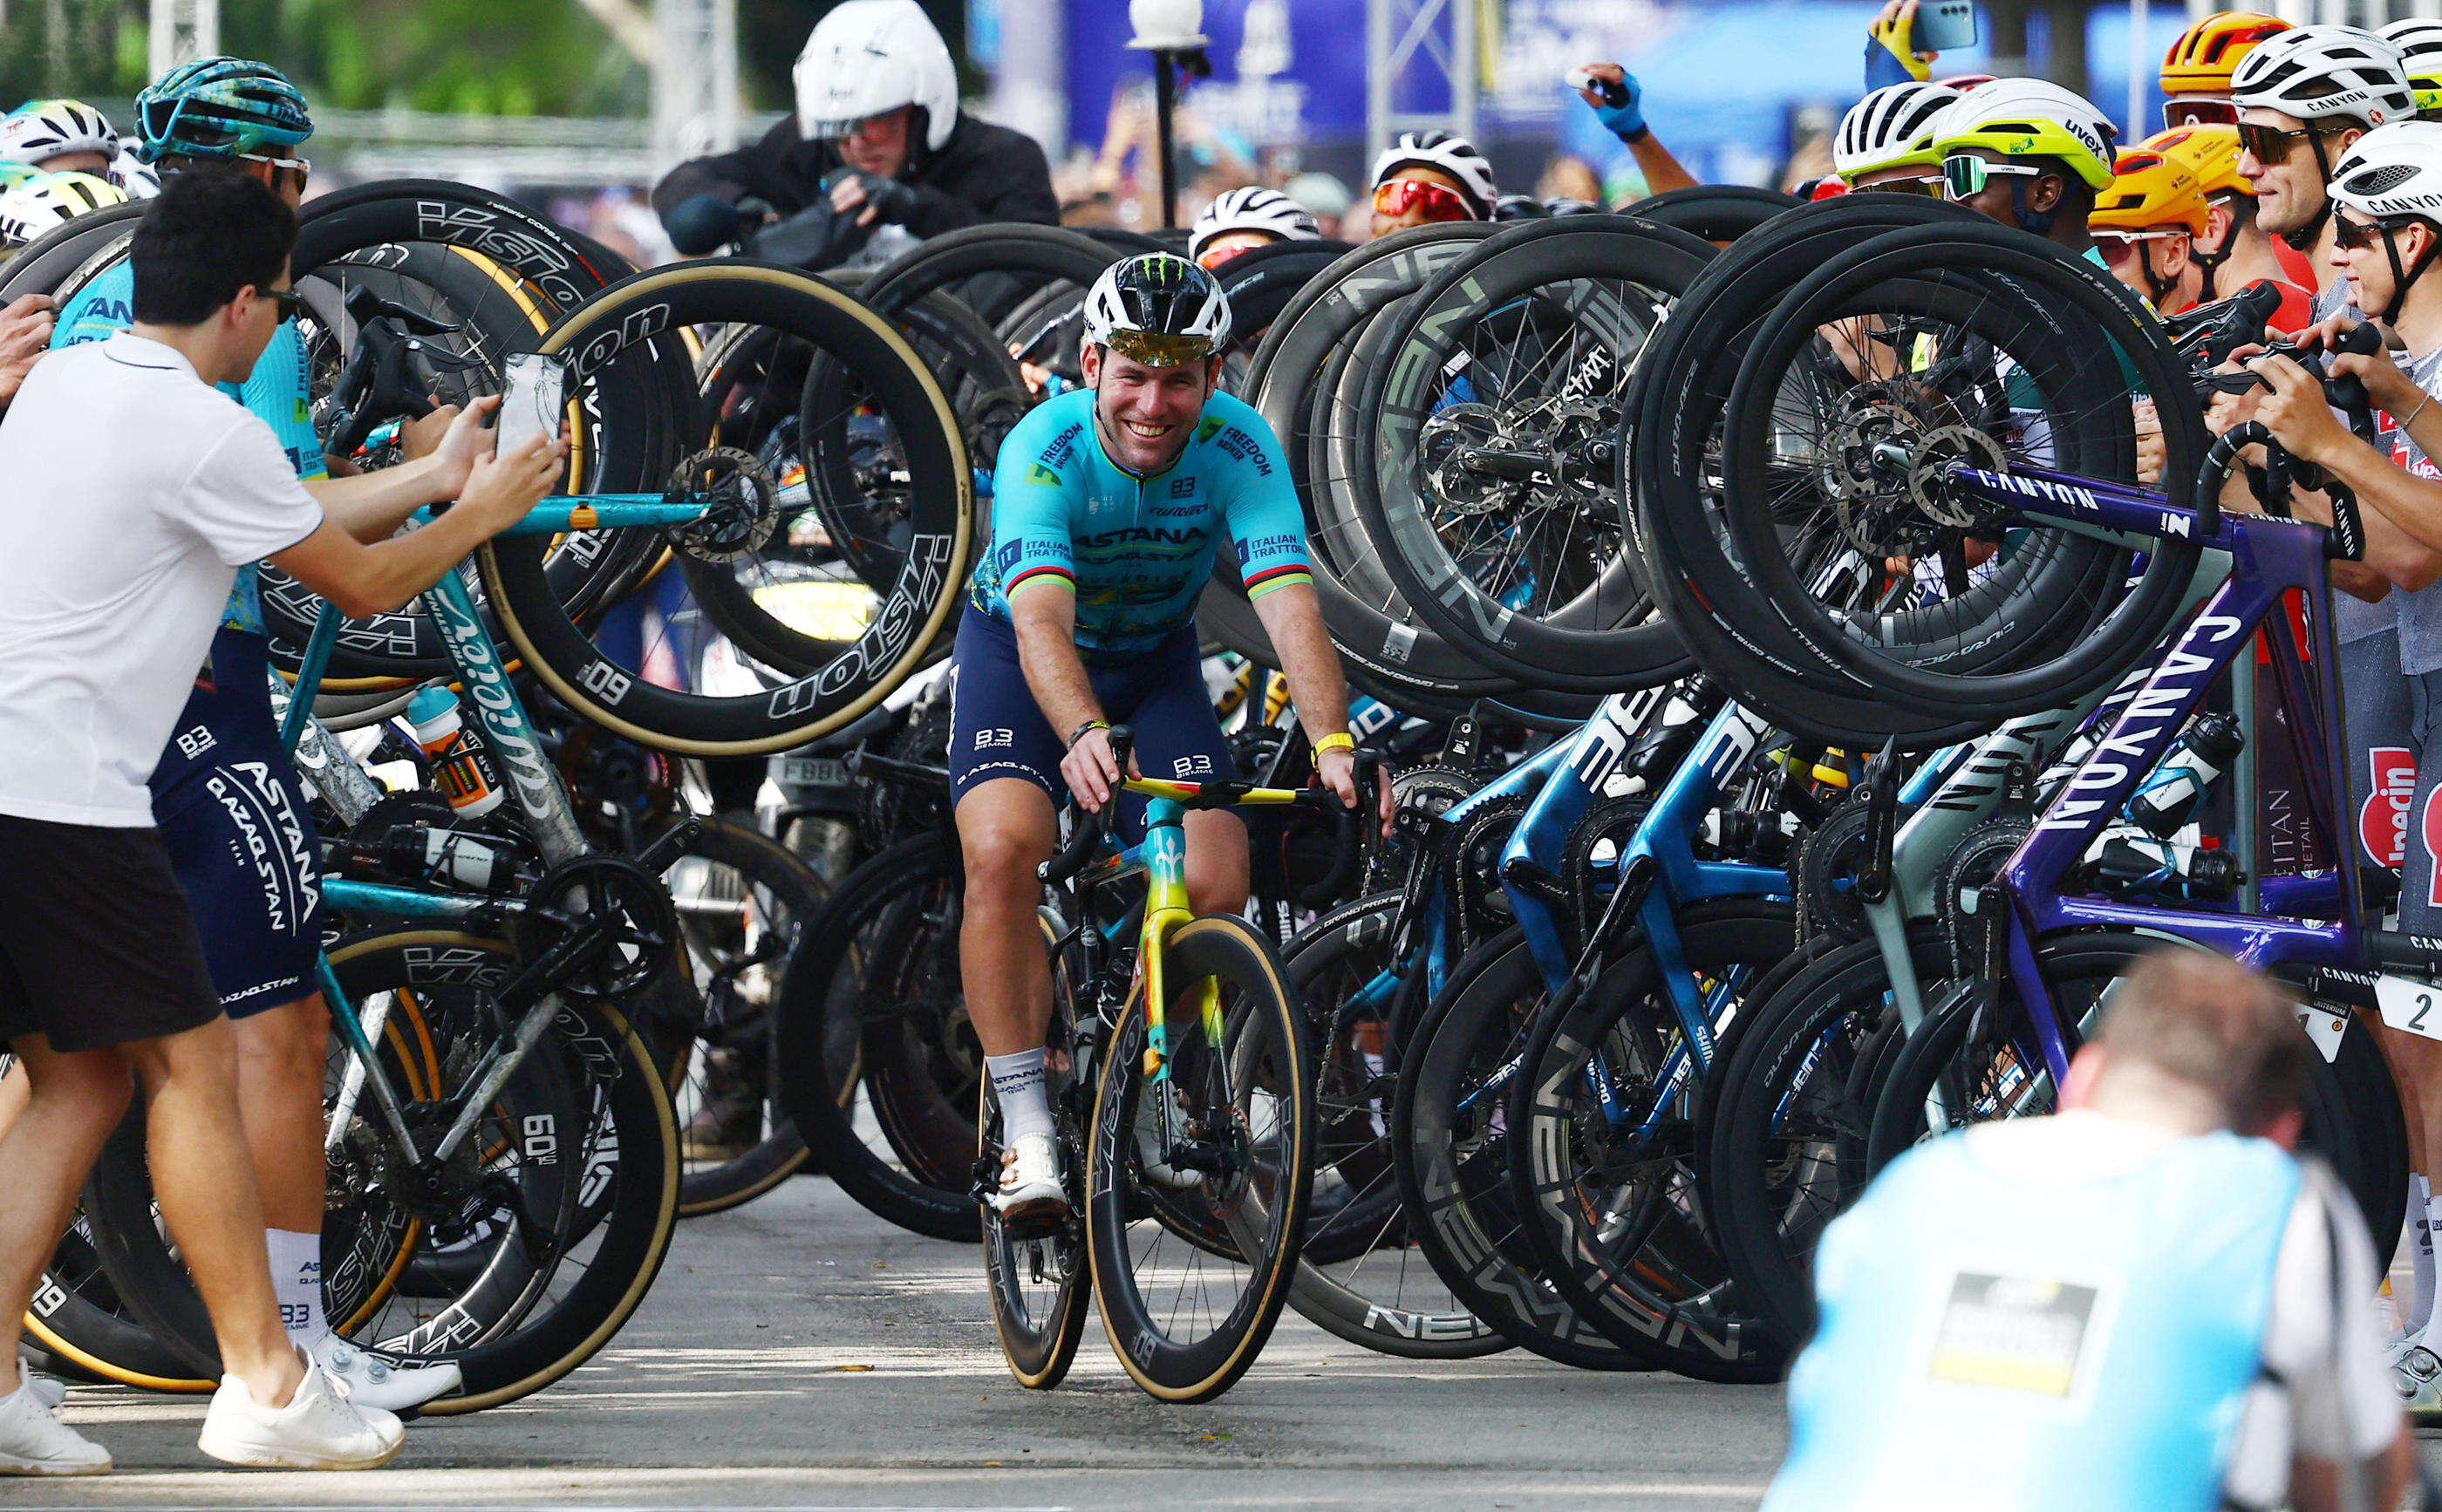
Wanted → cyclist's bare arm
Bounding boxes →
[1007,580,1130,811]
[1251,581,1394,832]
[270,431,563,616]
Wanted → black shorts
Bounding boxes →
[947,610,1234,836]
[0,814,222,1054]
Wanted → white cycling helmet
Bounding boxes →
[108,144,160,199]
[1188,187,1320,262]
[0,170,127,248]
[2383,17,2442,115]
[2326,120,2442,318]
[794,0,959,156]
[2229,24,2413,127]
[1834,82,1962,177]
[1081,252,1232,366]
[1368,130,1497,220]
[0,99,117,167]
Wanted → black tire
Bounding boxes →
[481,262,973,755]
[82,930,681,1413]
[1088,916,1314,1401]
[1350,216,1709,693]
[1507,901,1799,1381]
[1621,186,1800,244]
[1391,929,1649,1368]
[1280,893,1512,1359]
[979,933,1091,1388]
[649,816,826,1217]
[772,832,981,1242]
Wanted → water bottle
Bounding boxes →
[406,686,504,818]
[2079,823,2242,902]
[2125,711,2244,838]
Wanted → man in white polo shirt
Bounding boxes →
[0,169,563,1475]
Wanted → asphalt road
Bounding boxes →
[24,1178,1794,1510]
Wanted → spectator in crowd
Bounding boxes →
[1865,0,1941,89]
[1534,154,1604,207]
[651,0,1054,269]
[1284,171,1352,238]
[1571,63,1697,197]
[1766,950,2411,1512]
[1367,130,1496,237]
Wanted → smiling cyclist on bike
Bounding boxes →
[952,252,1388,1224]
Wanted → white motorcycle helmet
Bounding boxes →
[795,0,960,158]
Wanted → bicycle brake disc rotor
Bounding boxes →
[1904,425,2007,530]
[665,446,781,563]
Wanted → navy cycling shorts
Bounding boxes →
[152,629,327,1017]
[948,610,1234,834]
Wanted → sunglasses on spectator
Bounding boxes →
[1941,155,2044,201]
[2163,98,2240,128]
[2090,228,2180,267]
[257,286,309,321]
[235,150,309,191]
[2234,122,2321,166]
[1372,178,1476,222]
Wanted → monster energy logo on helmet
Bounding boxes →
[1081,252,1234,367]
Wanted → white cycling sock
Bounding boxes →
[986,1049,1054,1144]
[2411,1175,2437,1337]
[266,1228,328,1348]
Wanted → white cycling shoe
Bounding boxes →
[311,1335,461,1415]
[0,1379,108,1476]
[992,1132,1070,1229]
[2391,1339,2442,1418]
[197,1350,403,1470]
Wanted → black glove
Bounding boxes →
[849,172,919,226]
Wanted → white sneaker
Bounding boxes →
[197,1352,403,1470]
[992,1131,1069,1227]
[0,1381,108,1476]
[17,1358,64,1411]
[310,1336,460,1415]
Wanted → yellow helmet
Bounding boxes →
[2160,10,2290,96]
[1932,78,2118,191]
[2092,147,2209,235]
[2143,123,2248,201]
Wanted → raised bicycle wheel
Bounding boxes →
[1350,215,1709,693]
[1088,915,1314,1401]
[82,930,681,1413]
[481,261,973,755]
[1621,185,1800,245]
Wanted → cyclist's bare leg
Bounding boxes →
[0,1037,133,1399]
[957,777,1060,1059]
[234,993,330,1231]
[118,1018,306,1407]
[1183,809,1249,916]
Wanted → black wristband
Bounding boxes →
[1621,123,1650,143]
[1066,719,1108,750]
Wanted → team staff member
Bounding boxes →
[0,170,563,1475]
[953,254,1388,1220]
[651,0,1054,268]
[1766,950,2409,1512]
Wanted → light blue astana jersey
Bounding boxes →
[52,260,324,632]
[1766,1127,2299,1512]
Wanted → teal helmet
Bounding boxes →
[133,57,311,165]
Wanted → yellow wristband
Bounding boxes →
[1313,732,1355,756]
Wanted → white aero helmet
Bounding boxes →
[1189,187,1320,261]
[1081,252,1232,365]
[2328,119,2442,221]
[0,170,127,247]
[1368,130,1497,220]
[794,0,959,155]
[1930,76,2120,189]
[108,144,160,200]
[1834,82,1962,177]
[0,99,117,167]
[2383,17,2442,115]
[2229,24,2413,127]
